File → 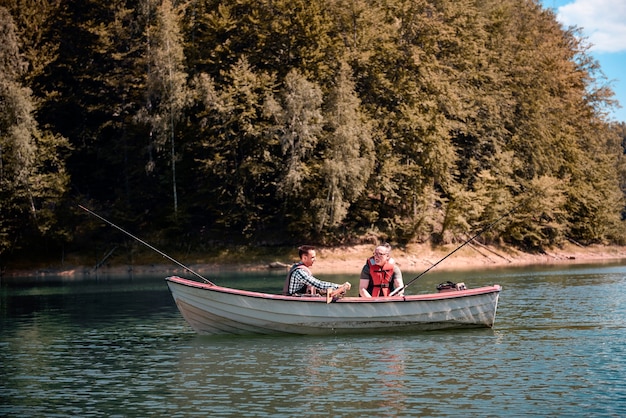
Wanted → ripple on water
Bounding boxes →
[1,269,626,416]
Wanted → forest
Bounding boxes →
[2,0,626,269]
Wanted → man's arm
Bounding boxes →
[359,264,371,297]
[297,269,339,291]
[392,265,404,296]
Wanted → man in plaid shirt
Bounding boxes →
[282,245,350,296]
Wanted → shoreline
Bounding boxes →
[311,242,626,274]
[4,242,626,279]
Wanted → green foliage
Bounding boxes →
[139,0,189,214]
[1,0,625,262]
[505,176,568,250]
[277,69,324,200]
[312,61,374,231]
[190,57,282,239]
[0,6,71,255]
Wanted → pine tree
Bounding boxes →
[0,7,70,255]
[137,0,189,217]
[312,61,374,231]
[190,57,281,239]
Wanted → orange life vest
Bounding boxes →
[366,257,395,297]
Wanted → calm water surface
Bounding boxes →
[2,263,626,417]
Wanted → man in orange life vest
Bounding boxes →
[359,243,404,297]
[283,245,350,296]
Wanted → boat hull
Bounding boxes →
[165,276,501,335]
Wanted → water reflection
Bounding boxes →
[2,262,626,416]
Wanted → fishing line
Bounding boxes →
[390,203,520,296]
[78,205,214,285]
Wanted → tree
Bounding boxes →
[276,69,324,201]
[0,7,70,256]
[312,61,374,232]
[2,0,625,259]
[138,0,189,217]
[190,57,282,239]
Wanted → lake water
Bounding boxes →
[2,262,626,417]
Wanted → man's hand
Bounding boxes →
[326,282,352,303]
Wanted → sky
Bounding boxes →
[541,0,626,122]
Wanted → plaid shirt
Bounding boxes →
[287,263,339,295]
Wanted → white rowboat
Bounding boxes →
[165,276,501,335]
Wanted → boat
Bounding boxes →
[78,205,505,335]
[165,276,502,335]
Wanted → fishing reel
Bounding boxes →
[436,281,466,292]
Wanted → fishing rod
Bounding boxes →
[389,204,520,296]
[78,205,214,285]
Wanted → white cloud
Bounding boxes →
[557,0,626,53]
